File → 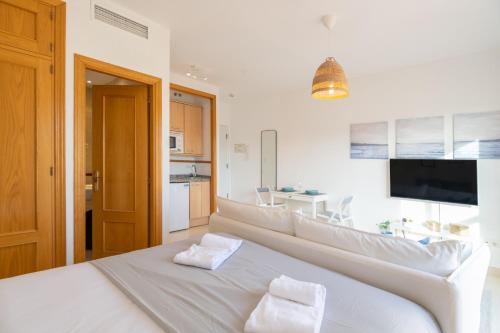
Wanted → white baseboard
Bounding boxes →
[489,266,500,277]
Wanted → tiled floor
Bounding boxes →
[166,225,500,331]
[482,272,500,333]
[166,225,209,243]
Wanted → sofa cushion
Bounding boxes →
[293,213,462,276]
[217,198,294,235]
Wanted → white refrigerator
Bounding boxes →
[168,182,190,232]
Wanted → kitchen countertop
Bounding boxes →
[170,174,211,183]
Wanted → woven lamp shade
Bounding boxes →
[311,57,349,100]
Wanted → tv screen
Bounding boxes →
[390,159,478,205]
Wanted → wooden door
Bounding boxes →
[170,101,184,132]
[184,104,203,155]
[0,47,54,278]
[92,86,149,259]
[0,0,54,56]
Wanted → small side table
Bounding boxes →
[391,221,475,242]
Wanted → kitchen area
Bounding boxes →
[168,87,213,233]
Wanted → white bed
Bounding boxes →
[0,263,162,333]
[0,235,441,333]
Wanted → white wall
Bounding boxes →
[229,48,500,267]
[65,0,170,263]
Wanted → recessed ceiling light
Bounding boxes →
[186,65,209,81]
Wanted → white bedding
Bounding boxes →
[0,263,162,333]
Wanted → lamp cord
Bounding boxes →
[327,26,332,56]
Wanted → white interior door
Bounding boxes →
[218,125,231,198]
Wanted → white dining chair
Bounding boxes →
[255,187,285,207]
[320,195,354,227]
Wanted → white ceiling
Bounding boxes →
[116,0,500,99]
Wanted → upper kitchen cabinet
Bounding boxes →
[183,104,203,156]
[170,101,203,156]
[170,101,184,132]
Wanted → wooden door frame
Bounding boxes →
[74,54,162,263]
[53,1,66,267]
[169,83,217,213]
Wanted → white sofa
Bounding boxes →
[209,203,490,333]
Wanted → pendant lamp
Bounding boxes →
[311,15,349,100]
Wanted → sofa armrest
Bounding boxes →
[446,244,491,333]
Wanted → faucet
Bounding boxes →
[191,164,197,177]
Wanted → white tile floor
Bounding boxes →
[482,273,500,333]
[167,226,499,331]
[166,225,209,243]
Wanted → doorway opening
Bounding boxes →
[168,84,217,236]
[74,55,162,263]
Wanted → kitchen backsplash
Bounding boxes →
[170,162,211,176]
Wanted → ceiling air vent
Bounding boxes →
[94,4,149,39]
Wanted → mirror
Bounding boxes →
[261,130,277,189]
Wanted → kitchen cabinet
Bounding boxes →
[201,181,211,217]
[170,101,184,132]
[184,104,203,155]
[170,101,203,156]
[189,181,211,227]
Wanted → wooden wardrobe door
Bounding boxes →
[0,47,54,279]
[92,85,149,259]
[0,0,54,56]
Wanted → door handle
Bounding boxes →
[93,170,101,192]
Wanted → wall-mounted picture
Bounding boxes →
[396,116,444,159]
[350,122,388,159]
[454,111,500,159]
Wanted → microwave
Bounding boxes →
[170,132,184,153]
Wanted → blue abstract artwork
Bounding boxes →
[396,116,444,159]
[350,122,388,159]
[454,111,500,159]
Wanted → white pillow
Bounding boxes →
[293,213,462,276]
[217,198,294,235]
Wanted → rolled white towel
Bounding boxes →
[269,275,326,307]
[244,292,325,333]
[200,233,242,252]
[173,244,232,270]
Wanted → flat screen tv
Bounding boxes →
[390,159,478,205]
